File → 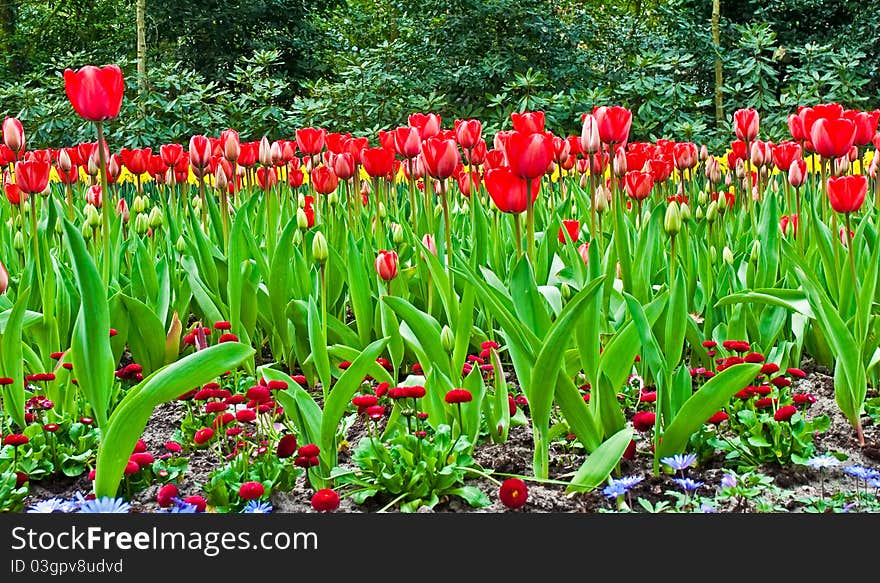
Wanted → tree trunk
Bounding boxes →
[0,1,18,72]
[137,0,147,115]
[712,0,724,125]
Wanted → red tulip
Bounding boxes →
[189,135,211,169]
[454,119,482,149]
[408,113,441,140]
[580,113,601,154]
[159,143,183,167]
[326,132,351,154]
[344,137,370,164]
[593,106,632,144]
[311,165,338,195]
[86,185,102,208]
[624,170,654,201]
[0,258,8,295]
[375,250,399,281]
[392,126,421,158]
[220,129,241,162]
[63,65,125,122]
[844,110,880,147]
[510,111,545,134]
[827,175,867,214]
[558,220,580,244]
[4,182,24,205]
[238,141,259,168]
[256,167,278,190]
[361,147,395,179]
[296,127,326,156]
[672,142,697,170]
[485,167,539,214]
[733,108,760,141]
[468,139,487,165]
[332,152,355,181]
[648,158,673,184]
[422,138,459,180]
[120,147,151,175]
[2,117,24,156]
[14,159,50,194]
[552,136,571,165]
[787,113,806,141]
[505,131,553,180]
[456,169,481,197]
[810,117,856,159]
[771,141,802,172]
[780,214,798,238]
[788,159,806,188]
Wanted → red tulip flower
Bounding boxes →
[332,152,355,181]
[2,117,24,157]
[63,65,125,122]
[624,170,654,201]
[733,108,760,142]
[558,220,580,244]
[0,259,8,296]
[311,165,339,195]
[485,167,539,214]
[810,117,856,159]
[189,135,211,169]
[422,137,459,180]
[392,126,421,158]
[408,113,441,140]
[845,109,880,147]
[375,250,399,281]
[827,175,867,214]
[771,141,802,173]
[4,181,24,205]
[454,119,482,149]
[120,147,151,175]
[787,113,806,141]
[505,130,554,180]
[14,159,50,194]
[672,142,697,170]
[159,143,184,167]
[593,105,632,145]
[361,147,395,179]
[510,111,545,134]
[220,129,241,162]
[296,127,326,156]
[580,113,601,154]
[788,159,806,188]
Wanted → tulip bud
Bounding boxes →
[255,136,269,167]
[117,198,130,223]
[421,233,437,256]
[176,235,186,253]
[133,195,146,214]
[560,282,571,300]
[86,185,102,208]
[0,258,8,295]
[297,208,309,230]
[724,172,733,187]
[58,149,73,172]
[390,222,404,244]
[81,223,92,240]
[717,192,728,213]
[270,141,284,166]
[643,209,652,224]
[148,206,164,228]
[87,156,100,177]
[680,202,691,221]
[85,204,101,227]
[328,191,338,206]
[595,185,609,214]
[613,147,627,177]
[699,144,709,161]
[13,230,25,250]
[833,156,850,177]
[191,196,202,211]
[440,325,455,353]
[379,202,387,218]
[750,240,760,263]
[709,245,717,263]
[723,246,734,266]
[580,114,600,155]
[788,160,806,188]
[698,190,708,205]
[214,165,228,191]
[292,230,302,246]
[312,231,328,266]
[135,212,149,234]
[706,200,718,223]
[695,206,704,221]
[735,159,745,180]
[55,219,63,234]
[664,202,681,236]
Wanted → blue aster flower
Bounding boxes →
[77,496,131,514]
[27,498,74,513]
[602,481,629,499]
[700,503,717,513]
[720,473,737,489]
[673,478,704,492]
[660,453,697,472]
[615,475,644,489]
[843,465,879,480]
[242,500,273,514]
[868,478,880,490]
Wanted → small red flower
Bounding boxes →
[375,381,390,398]
[787,368,807,378]
[218,333,239,343]
[774,405,798,422]
[706,411,729,424]
[157,484,179,508]
[3,434,29,447]
[130,452,154,467]
[445,388,473,404]
[639,390,657,403]
[164,441,182,453]
[793,393,817,406]
[246,386,271,403]
[760,363,780,375]
[267,380,288,391]
[193,427,215,445]
[352,395,379,408]
[744,352,765,363]
[277,434,298,458]
[205,402,228,414]
[184,495,207,512]
[298,443,320,458]
[499,478,528,509]
[754,397,777,409]
[239,481,265,501]
[404,386,426,399]
[632,411,656,432]
[311,488,340,512]
[236,409,257,423]
[366,405,385,420]
[124,460,141,475]
[770,377,791,388]
[213,321,232,330]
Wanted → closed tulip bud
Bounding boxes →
[85,204,101,227]
[580,113,600,154]
[86,185,102,208]
[259,136,272,167]
[680,202,691,221]
[718,192,728,212]
[391,222,404,244]
[699,144,709,161]
[613,147,627,177]
[135,212,149,234]
[833,156,850,177]
[312,231,328,265]
[58,149,72,172]
[422,233,437,256]
[698,190,708,205]
[13,230,25,250]
[176,235,186,253]
[734,159,745,180]
[87,155,100,177]
[192,196,202,210]
[292,230,302,245]
[643,209,651,223]
[214,165,228,191]
[724,172,733,187]
[709,245,716,263]
[695,206,704,220]
[723,246,734,265]
[379,201,387,218]
[375,250,399,281]
[148,206,164,228]
[750,240,760,263]
[441,325,455,353]
[55,220,63,234]
[750,141,766,167]
[81,223,92,240]
[328,191,338,206]
[706,200,718,223]
[117,198,129,222]
[133,195,146,213]
[561,282,571,300]
[0,260,7,295]
[297,208,309,230]
[595,185,609,213]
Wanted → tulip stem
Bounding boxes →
[526,179,536,264]
[95,121,111,285]
[844,213,859,297]
[513,213,523,259]
[29,194,43,292]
